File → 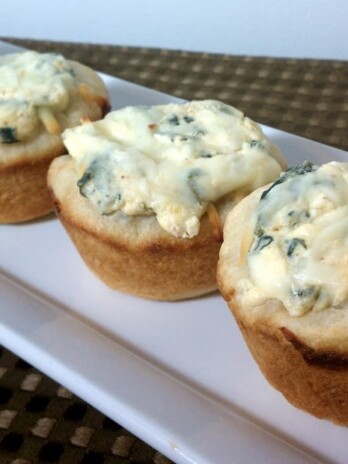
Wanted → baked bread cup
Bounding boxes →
[0,50,109,223]
[218,161,348,425]
[48,100,286,300]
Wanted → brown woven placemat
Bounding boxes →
[0,37,347,464]
[0,348,171,464]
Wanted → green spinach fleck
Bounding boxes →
[250,140,265,150]
[261,161,317,201]
[252,235,273,252]
[168,115,179,125]
[287,238,307,257]
[287,209,310,228]
[77,171,92,197]
[291,286,317,299]
[0,127,18,144]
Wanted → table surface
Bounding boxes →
[0,37,347,464]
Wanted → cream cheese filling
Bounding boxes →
[63,100,284,238]
[0,51,77,142]
[247,161,348,316]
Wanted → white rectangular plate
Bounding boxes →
[0,41,347,464]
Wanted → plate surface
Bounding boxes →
[0,41,347,464]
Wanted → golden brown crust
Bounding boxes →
[0,59,109,224]
[217,185,348,425]
[57,214,220,300]
[236,314,348,425]
[0,144,65,223]
[279,327,348,369]
[47,155,243,300]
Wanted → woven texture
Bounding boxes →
[0,348,172,464]
[0,37,347,463]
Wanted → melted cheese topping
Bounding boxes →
[248,161,348,316]
[0,51,76,142]
[63,100,283,238]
